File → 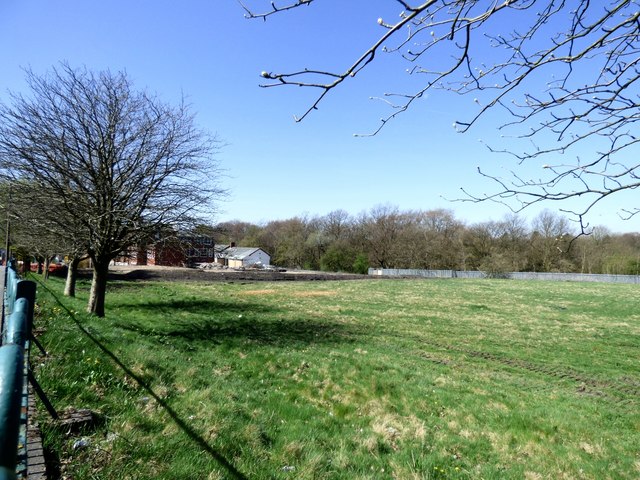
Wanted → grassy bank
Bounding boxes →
[32,276,639,479]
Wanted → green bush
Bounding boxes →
[479,253,512,279]
[352,253,369,274]
[320,245,354,272]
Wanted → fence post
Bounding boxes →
[4,269,17,316]
[15,280,36,333]
[3,299,28,347]
[0,466,17,480]
[0,344,24,479]
[0,260,40,479]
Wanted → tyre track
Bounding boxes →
[411,339,638,404]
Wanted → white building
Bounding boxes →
[217,246,271,268]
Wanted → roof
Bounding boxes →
[222,247,269,260]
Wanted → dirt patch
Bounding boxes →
[292,291,336,297]
[87,265,368,283]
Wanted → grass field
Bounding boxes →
[32,276,639,479]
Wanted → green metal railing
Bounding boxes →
[0,261,36,480]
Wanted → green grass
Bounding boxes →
[32,276,640,479]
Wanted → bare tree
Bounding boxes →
[360,204,408,268]
[0,181,61,275]
[3,180,89,291]
[529,209,574,272]
[0,64,224,316]
[244,0,640,229]
[413,209,465,269]
[484,213,530,272]
[321,209,352,243]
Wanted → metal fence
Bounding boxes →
[0,261,36,480]
[368,268,640,284]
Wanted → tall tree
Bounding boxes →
[321,209,352,243]
[244,1,640,229]
[268,217,314,268]
[464,220,503,271]
[413,209,465,269]
[360,205,407,268]
[493,214,529,272]
[528,210,574,272]
[575,226,612,274]
[0,64,224,316]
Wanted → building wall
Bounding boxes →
[136,248,148,265]
[152,236,217,266]
[154,244,186,266]
[147,248,156,266]
[228,258,243,269]
[228,250,271,268]
[249,250,271,266]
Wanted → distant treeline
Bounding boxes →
[214,206,640,275]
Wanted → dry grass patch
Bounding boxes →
[292,290,337,297]
[241,289,277,295]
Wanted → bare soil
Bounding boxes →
[79,265,368,283]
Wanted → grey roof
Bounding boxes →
[223,247,269,260]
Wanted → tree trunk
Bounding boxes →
[21,255,30,275]
[64,256,81,297]
[43,256,51,281]
[87,259,109,317]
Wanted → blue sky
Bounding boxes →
[1,1,637,233]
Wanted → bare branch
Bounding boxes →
[238,0,314,20]
[249,0,640,223]
[258,1,437,122]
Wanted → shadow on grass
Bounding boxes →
[105,282,147,292]
[117,298,276,316]
[113,298,361,347]
[36,282,249,480]
[116,316,359,347]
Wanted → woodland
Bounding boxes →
[215,206,640,275]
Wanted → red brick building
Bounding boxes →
[116,234,217,267]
